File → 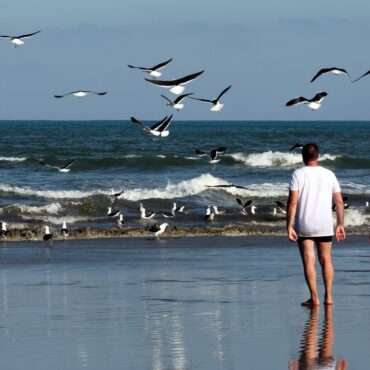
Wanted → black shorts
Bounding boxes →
[298,236,332,243]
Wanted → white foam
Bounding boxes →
[20,215,92,225]
[122,154,142,159]
[0,156,27,162]
[0,183,104,200]
[227,151,338,168]
[184,156,201,160]
[1,202,63,215]
[156,155,166,158]
[333,208,369,227]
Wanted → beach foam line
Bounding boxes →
[0,156,27,162]
[226,151,338,168]
[1,202,63,215]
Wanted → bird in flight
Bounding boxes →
[310,67,351,83]
[0,30,41,47]
[190,85,232,112]
[128,58,173,79]
[54,90,107,99]
[40,159,77,173]
[285,92,328,111]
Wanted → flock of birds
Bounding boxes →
[1,29,368,244]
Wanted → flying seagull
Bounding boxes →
[195,147,227,164]
[139,203,156,219]
[54,90,107,99]
[275,201,287,215]
[204,206,215,222]
[128,58,173,78]
[131,115,173,137]
[0,30,41,47]
[289,143,304,151]
[310,68,351,83]
[160,203,177,218]
[190,85,232,112]
[40,159,77,173]
[285,91,328,111]
[353,70,370,82]
[107,207,120,218]
[145,70,204,95]
[111,189,124,199]
[149,223,169,239]
[161,93,194,111]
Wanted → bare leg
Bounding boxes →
[317,240,334,305]
[298,238,320,305]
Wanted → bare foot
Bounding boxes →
[301,298,320,306]
[324,300,334,305]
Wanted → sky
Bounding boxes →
[1,0,370,120]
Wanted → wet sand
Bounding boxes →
[0,236,369,369]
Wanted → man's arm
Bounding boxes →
[287,190,299,242]
[333,192,345,242]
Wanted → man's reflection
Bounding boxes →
[289,306,347,370]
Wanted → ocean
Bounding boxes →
[0,120,368,233]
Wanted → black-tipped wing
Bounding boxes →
[149,224,161,233]
[0,35,12,39]
[161,95,173,104]
[131,116,150,131]
[210,147,227,160]
[156,115,173,132]
[354,70,370,82]
[289,143,304,151]
[61,159,77,170]
[54,92,73,98]
[216,85,232,101]
[311,91,327,103]
[89,91,107,96]
[311,67,348,83]
[151,58,173,71]
[174,93,194,104]
[39,161,59,170]
[206,184,248,190]
[128,64,148,70]
[150,116,169,131]
[17,30,41,39]
[285,96,309,106]
[189,96,213,104]
[145,70,204,87]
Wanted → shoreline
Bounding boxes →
[2,224,368,242]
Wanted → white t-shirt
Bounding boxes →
[289,166,341,237]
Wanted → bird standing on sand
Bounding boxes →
[60,221,69,240]
[43,226,53,246]
[0,30,41,47]
[1,222,8,242]
[149,223,169,238]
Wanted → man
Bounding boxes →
[287,143,345,306]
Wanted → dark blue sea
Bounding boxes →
[0,120,368,230]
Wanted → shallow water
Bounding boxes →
[0,236,369,369]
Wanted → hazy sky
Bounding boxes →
[1,0,370,120]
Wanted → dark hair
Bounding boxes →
[302,143,319,163]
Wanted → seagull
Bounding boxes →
[204,206,215,222]
[189,85,232,112]
[275,201,287,215]
[0,222,8,241]
[111,189,124,199]
[285,91,328,111]
[310,68,351,83]
[117,214,124,228]
[250,206,257,215]
[149,223,169,238]
[353,70,370,82]
[205,184,248,190]
[176,205,185,213]
[139,203,156,219]
[40,159,77,173]
[332,196,350,211]
[213,206,226,215]
[0,30,41,47]
[145,70,204,95]
[43,226,53,246]
[107,207,120,218]
[161,93,194,111]
[131,115,173,137]
[161,203,177,218]
[195,147,227,164]
[236,199,253,215]
[289,143,304,151]
[54,90,107,99]
[60,221,69,240]
[128,58,173,79]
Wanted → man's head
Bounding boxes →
[302,143,320,164]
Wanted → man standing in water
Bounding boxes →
[287,143,345,306]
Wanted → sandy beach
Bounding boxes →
[0,235,369,369]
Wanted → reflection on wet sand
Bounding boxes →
[289,306,347,370]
